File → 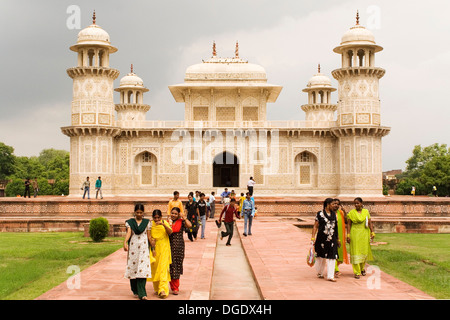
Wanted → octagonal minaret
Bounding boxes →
[115,65,150,126]
[62,12,120,196]
[301,64,337,126]
[331,12,390,197]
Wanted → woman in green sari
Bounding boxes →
[124,203,154,300]
[346,197,375,279]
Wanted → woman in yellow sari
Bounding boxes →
[333,199,349,276]
[148,209,172,298]
[346,197,375,279]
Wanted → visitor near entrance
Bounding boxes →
[311,198,341,282]
[220,188,231,203]
[247,177,256,196]
[124,203,153,300]
[218,198,240,246]
[346,197,375,279]
[208,191,216,218]
[197,193,208,239]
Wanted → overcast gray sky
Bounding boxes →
[0,0,449,171]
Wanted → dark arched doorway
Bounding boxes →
[213,151,239,188]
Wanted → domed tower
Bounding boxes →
[115,65,150,124]
[301,64,337,125]
[331,12,390,196]
[62,11,120,196]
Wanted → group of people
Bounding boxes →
[311,197,375,282]
[123,186,257,300]
[23,178,39,198]
[81,176,103,199]
[124,203,191,300]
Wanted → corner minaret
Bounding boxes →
[301,64,337,126]
[115,65,150,125]
[62,12,120,196]
[331,12,390,196]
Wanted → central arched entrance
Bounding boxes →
[213,151,239,188]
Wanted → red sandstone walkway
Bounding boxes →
[36,218,434,300]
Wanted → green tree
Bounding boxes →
[0,142,16,180]
[397,144,450,196]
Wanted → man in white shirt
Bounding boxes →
[208,191,216,218]
[247,177,256,196]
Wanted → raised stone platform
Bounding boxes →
[1,195,449,234]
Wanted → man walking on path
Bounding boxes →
[218,199,240,246]
[242,192,255,237]
[95,176,103,199]
[198,193,208,239]
[82,177,90,199]
[167,191,184,220]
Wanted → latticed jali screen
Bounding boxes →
[188,165,199,185]
[141,165,153,185]
[216,107,235,121]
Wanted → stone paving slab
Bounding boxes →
[36,218,435,300]
[236,217,435,300]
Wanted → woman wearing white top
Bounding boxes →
[247,177,256,196]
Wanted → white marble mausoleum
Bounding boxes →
[61,12,390,197]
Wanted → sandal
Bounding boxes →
[354,274,360,279]
[328,278,337,282]
[361,270,366,276]
[317,273,324,279]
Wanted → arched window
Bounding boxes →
[347,50,353,67]
[88,49,95,67]
[357,49,365,67]
[127,91,133,104]
[295,151,317,186]
[98,50,104,67]
[136,151,157,185]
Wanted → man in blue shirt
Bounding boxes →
[242,192,255,236]
[220,188,231,204]
[95,176,103,199]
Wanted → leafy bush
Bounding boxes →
[5,178,25,197]
[88,217,110,242]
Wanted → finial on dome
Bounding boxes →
[235,41,239,58]
[356,10,360,25]
[131,64,133,73]
[318,63,321,73]
[92,10,96,25]
[212,41,217,57]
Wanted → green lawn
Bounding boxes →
[0,232,123,300]
[371,233,450,299]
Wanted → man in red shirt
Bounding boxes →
[218,199,240,246]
